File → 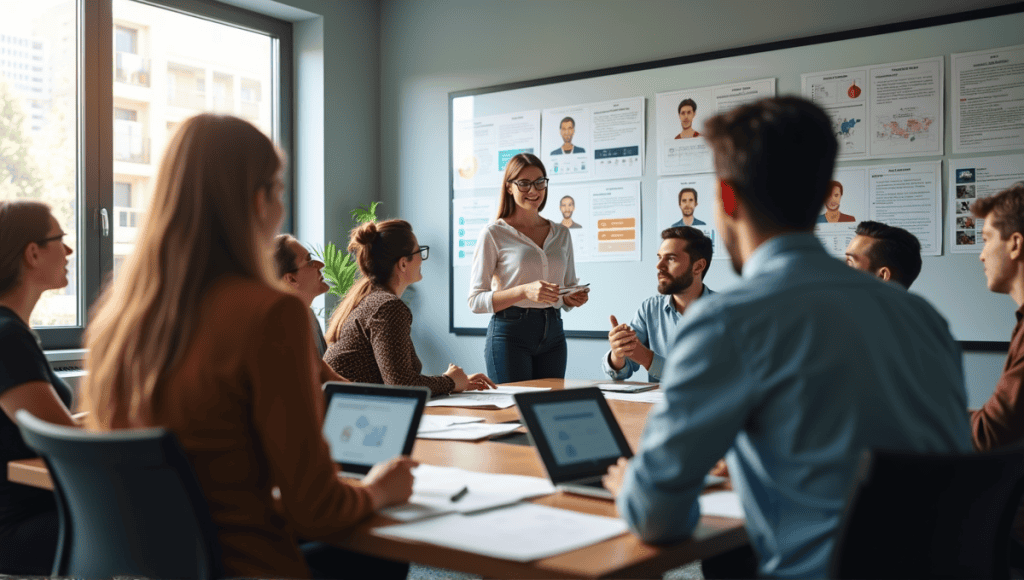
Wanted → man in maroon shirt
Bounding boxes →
[971,182,1024,450]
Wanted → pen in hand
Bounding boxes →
[450,485,469,502]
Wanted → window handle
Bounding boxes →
[100,207,109,237]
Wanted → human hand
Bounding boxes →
[522,280,560,304]
[563,287,589,307]
[608,315,638,366]
[710,458,730,478]
[444,363,470,392]
[363,456,419,510]
[602,457,630,497]
[460,373,498,391]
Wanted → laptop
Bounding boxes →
[321,382,429,479]
[514,387,633,499]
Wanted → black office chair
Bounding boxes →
[16,410,223,579]
[829,447,1024,579]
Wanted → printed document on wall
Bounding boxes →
[657,78,776,176]
[803,56,943,160]
[540,181,641,263]
[452,196,496,266]
[950,154,1024,253]
[542,97,644,183]
[868,162,942,257]
[656,176,721,259]
[952,44,1024,154]
[814,168,868,256]
[452,108,540,190]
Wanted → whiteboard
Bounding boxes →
[448,5,1024,348]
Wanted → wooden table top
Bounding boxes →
[7,378,747,579]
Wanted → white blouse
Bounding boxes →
[468,218,579,314]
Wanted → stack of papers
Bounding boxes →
[601,390,666,404]
[425,385,550,409]
[418,419,522,441]
[381,464,555,521]
[376,503,628,561]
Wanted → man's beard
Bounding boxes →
[658,270,694,295]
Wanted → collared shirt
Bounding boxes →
[601,285,713,382]
[468,218,578,313]
[617,233,970,579]
[971,304,1024,451]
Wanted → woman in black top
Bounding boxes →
[0,200,78,575]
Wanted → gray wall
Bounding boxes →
[378,0,1018,407]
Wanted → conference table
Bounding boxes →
[7,378,748,579]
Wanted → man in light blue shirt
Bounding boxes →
[603,97,971,579]
[602,226,713,382]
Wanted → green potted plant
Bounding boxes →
[313,202,380,315]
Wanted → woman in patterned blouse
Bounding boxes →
[324,219,496,394]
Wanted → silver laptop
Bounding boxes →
[322,382,429,479]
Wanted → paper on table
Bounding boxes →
[375,503,628,561]
[597,382,658,393]
[417,422,522,441]
[699,491,745,519]
[600,390,666,404]
[425,393,517,409]
[478,385,551,395]
[381,464,555,521]
[417,415,484,433]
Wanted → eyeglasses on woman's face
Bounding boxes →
[404,246,429,261]
[36,232,66,246]
[508,178,549,192]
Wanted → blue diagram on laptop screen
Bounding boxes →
[534,399,620,466]
[322,394,416,466]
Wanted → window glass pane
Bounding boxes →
[0,1,79,328]
[112,0,274,280]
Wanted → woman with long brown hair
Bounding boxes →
[324,219,495,393]
[0,200,77,575]
[468,153,589,384]
[79,114,415,579]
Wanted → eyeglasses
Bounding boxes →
[404,246,429,261]
[35,233,65,246]
[508,178,549,191]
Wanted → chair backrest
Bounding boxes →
[830,447,1024,579]
[16,410,223,580]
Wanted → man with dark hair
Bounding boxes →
[603,97,969,579]
[551,116,585,155]
[969,183,1024,452]
[603,227,713,383]
[674,98,700,139]
[559,195,582,229]
[670,188,705,227]
[844,220,923,289]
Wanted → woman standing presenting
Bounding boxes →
[469,153,589,384]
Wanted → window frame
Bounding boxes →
[38,0,293,351]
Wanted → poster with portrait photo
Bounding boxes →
[541,97,644,184]
[656,176,720,259]
[540,181,642,263]
[656,78,775,176]
[814,167,868,257]
[950,153,1024,254]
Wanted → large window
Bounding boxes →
[0,0,292,350]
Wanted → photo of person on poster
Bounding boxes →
[671,188,705,227]
[817,180,856,223]
[559,195,582,229]
[551,117,586,155]
[674,99,700,139]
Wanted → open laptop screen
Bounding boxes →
[321,383,427,476]
[534,399,622,466]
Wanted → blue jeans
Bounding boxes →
[485,306,567,383]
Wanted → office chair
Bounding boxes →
[829,447,1024,579]
[16,410,223,579]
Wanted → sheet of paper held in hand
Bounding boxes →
[376,503,628,561]
[380,464,556,521]
[424,385,551,409]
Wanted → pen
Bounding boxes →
[449,485,469,502]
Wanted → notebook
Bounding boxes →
[514,387,633,499]
[321,382,429,479]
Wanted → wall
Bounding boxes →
[379,0,1019,407]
